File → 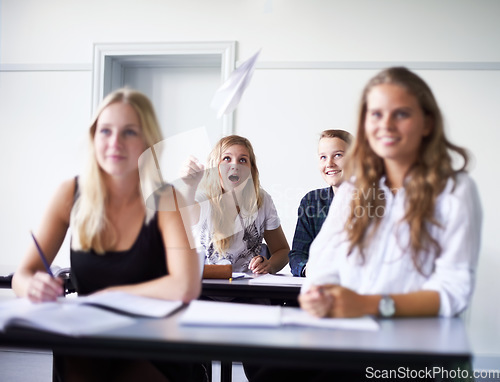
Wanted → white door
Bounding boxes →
[122,64,223,145]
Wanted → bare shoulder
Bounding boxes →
[54,178,77,203]
[57,178,77,195]
[49,178,77,223]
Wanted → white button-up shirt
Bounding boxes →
[303,172,482,317]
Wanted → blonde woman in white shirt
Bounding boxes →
[300,67,482,319]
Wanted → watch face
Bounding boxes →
[379,296,395,317]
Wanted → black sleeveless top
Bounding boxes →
[70,180,167,296]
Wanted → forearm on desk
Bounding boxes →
[325,288,441,318]
[390,290,440,317]
[102,273,201,303]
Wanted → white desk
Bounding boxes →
[0,306,473,381]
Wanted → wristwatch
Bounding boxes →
[378,295,395,317]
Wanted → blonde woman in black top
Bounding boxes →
[13,88,205,381]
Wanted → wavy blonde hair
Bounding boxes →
[71,88,163,254]
[343,67,469,273]
[200,135,262,256]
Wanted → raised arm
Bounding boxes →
[12,179,75,301]
[175,155,204,226]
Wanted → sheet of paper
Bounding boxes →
[179,300,380,331]
[281,307,380,331]
[65,291,184,318]
[210,49,261,118]
[231,272,248,279]
[249,273,305,286]
[180,300,281,327]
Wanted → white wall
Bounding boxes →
[1,0,499,353]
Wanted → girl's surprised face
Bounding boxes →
[218,144,252,191]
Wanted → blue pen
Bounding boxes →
[30,231,54,277]
[229,274,246,282]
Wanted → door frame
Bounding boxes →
[92,41,236,136]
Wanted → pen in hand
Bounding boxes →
[30,231,54,277]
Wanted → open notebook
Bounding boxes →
[180,300,379,331]
[0,292,183,336]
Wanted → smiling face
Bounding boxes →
[218,144,252,191]
[93,102,147,178]
[364,83,431,172]
[318,137,348,189]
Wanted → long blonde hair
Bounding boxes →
[201,135,262,256]
[71,88,163,254]
[343,67,469,273]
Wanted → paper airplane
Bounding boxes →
[210,49,261,118]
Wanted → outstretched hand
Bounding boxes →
[179,155,205,191]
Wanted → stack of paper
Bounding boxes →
[181,300,281,327]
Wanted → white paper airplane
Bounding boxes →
[210,49,261,118]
